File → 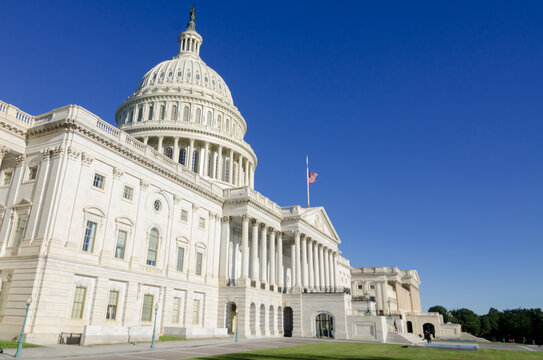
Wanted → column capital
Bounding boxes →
[293,230,301,237]
[221,216,231,223]
[241,214,250,222]
[276,231,283,238]
[0,145,11,158]
[300,233,306,240]
[267,226,274,233]
[250,218,259,226]
[259,223,267,230]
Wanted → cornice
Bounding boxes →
[28,119,225,205]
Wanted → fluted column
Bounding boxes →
[244,161,249,186]
[290,241,296,289]
[157,136,164,154]
[313,241,320,290]
[332,251,338,290]
[238,156,243,186]
[211,149,217,178]
[249,163,254,188]
[323,247,329,291]
[143,136,149,145]
[240,215,250,283]
[327,250,333,290]
[318,244,324,291]
[173,137,179,162]
[301,234,308,288]
[294,231,301,288]
[307,238,314,290]
[199,146,205,175]
[188,138,195,170]
[277,232,283,289]
[250,219,259,284]
[269,229,276,287]
[219,216,231,284]
[259,223,267,286]
[217,145,223,180]
[229,149,234,184]
[204,141,210,176]
[375,282,383,312]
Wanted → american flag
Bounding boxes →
[308,172,318,183]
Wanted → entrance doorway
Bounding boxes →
[406,321,413,333]
[283,307,293,337]
[315,313,334,338]
[227,303,237,334]
[423,323,435,337]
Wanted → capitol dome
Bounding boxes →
[115,7,257,189]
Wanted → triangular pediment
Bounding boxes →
[12,198,32,208]
[300,207,340,242]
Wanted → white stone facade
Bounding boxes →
[0,8,460,345]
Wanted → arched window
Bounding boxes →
[148,104,154,120]
[179,148,186,165]
[206,111,212,126]
[192,151,199,172]
[160,104,165,120]
[217,115,222,129]
[171,105,177,120]
[147,228,159,266]
[207,153,213,177]
[195,108,201,124]
[166,147,173,159]
[137,106,143,122]
[129,109,134,123]
[183,106,190,122]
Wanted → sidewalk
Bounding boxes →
[0,337,321,360]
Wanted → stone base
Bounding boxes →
[163,327,228,339]
[81,325,154,345]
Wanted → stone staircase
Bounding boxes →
[386,332,426,345]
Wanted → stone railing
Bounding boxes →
[223,186,282,214]
[0,100,35,128]
[280,205,302,216]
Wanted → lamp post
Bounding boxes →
[235,311,239,342]
[365,291,371,316]
[151,302,159,349]
[15,297,32,358]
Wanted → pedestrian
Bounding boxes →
[424,330,432,344]
[394,320,398,333]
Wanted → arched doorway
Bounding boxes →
[250,303,256,336]
[226,303,237,334]
[283,307,293,337]
[259,304,266,335]
[423,323,435,338]
[269,306,275,335]
[406,321,413,333]
[315,313,334,338]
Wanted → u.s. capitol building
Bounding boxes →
[0,8,460,345]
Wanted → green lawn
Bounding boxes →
[0,340,41,348]
[190,342,543,360]
[159,336,187,341]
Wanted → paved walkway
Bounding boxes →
[0,338,322,360]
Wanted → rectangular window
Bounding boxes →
[71,286,87,319]
[12,214,28,247]
[141,294,154,322]
[115,230,127,259]
[195,252,203,276]
[92,173,105,189]
[106,290,119,320]
[370,285,375,290]
[198,217,206,230]
[357,284,363,290]
[192,299,200,324]
[176,247,185,271]
[172,297,181,323]
[82,220,97,252]
[27,166,38,181]
[2,171,12,185]
[122,186,134,201]
[180,209,188,222]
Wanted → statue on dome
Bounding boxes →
[186,5,196,31]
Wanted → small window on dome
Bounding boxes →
[195,74,200,80]
[187,73,191,78]
[177,71,182,77]
[160,72,164,78]
[153,74,157,80]
[168,71,173,77]
[219,83,222,89]
[204,77,208,82]
[212,80,215,86]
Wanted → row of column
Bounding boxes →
[220,215,339,292]
[139,136,254,187]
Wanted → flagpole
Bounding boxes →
[306,155,310,208]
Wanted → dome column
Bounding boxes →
[228,149,234,184]
[188,138,195,170]
[143,136,149,146]
[199,145,205,175]
[157,136,163,155]
[203,141,210,176]
[173,137,179,163]
[238,157,244,186]
[217,145,223,181]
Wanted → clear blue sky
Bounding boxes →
[1,1,542,315]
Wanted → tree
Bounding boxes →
[428,305,450,323]
[451,308,481,336]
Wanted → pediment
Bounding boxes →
[300,207,340,242]
[12,198,32,208]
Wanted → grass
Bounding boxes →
[189,342,543,360]
[0,340,41,349]
[159,336,187,341]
